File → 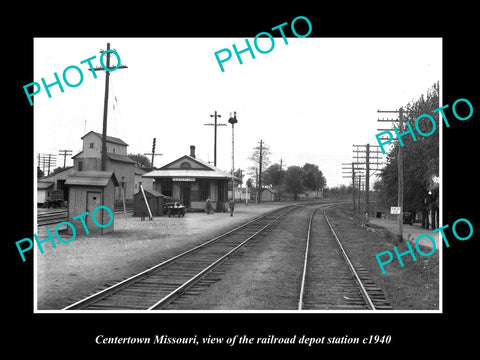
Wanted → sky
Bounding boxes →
[33,37,441,187]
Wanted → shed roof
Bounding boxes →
[71,151,136,164]
[107,153,137,164]
[65,171,119,187]
[37,181,54,190]
[262,188,277,194]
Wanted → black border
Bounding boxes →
[7,5,478,356]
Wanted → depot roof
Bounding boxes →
[143,155,237,180]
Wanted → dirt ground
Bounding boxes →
[326,205,440,310]
[36,202,285,310]
[167,203,439,311]
[166,206,313,310]
[36,201,439,311]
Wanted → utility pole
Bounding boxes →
[144,137,162,167]
[42,153,57,176]
[88,42,128,171]
[204,111,227,167]
[351,144,383,220]
[58,149,72,168]
[258,140,263,203]
[342,161,362,215]
[279,158,285,201]
[228,111,238,199]
[377,107,409,242]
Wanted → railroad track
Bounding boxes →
[37,206,133,226]
[62,201,389,311]
[298,206,391,310]
[63,205,297,310]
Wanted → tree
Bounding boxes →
[284,166,305,200]
[232,168,244,186]
[129,153,152,168]
[302,163,326,193]
[262,163,284,188]
[376,82,439,220]
[247,141,271,188]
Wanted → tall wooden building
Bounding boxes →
[71,131,136,201]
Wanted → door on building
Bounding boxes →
[181,183,191,207]
[86,191,102,227]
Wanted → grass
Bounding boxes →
[328,204,439,310]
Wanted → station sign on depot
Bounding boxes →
[214,16,312,72]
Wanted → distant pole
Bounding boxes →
[58,149,72,168]
[352,162,356,215]
[279,158,284,201]
[365,143,370,221]
[358,173,362,214]
[258,139,263,203]
[144,137,162,167]
[228,111,238,199]
[205,111,227,167]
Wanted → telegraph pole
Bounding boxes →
[204,111,227,167]
[228,112,238,199]
[279,158,285,201]
[89,42,128,171]
[342,161,361,215]
[144,137,162,167]
[377,107,408,241]
[41,153,57,176]
[58,149,72,168]
[352,144,383,220]
[258,140,263,203]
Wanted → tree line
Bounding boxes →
[242,142,327,200]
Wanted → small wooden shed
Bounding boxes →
[64,170,118,235]
[133,188,166,217]
[261,188,278,202]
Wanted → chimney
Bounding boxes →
[190,145,196,158]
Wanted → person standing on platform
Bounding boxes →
[205,198,213,214]
[229,198,235,217]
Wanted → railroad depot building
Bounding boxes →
[71,131,136,201]
[143,146,233,212]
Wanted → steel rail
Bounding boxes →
[297,207,318,310]
[63,205,295,310]
[323,206,377,310]
[148,208,294,310]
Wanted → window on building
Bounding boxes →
[89,143,94,148]
[160,179,173,197]
[199,180,210,200]
[113,148,116,154]
[180,162,192,169]
[78,161,83,171]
